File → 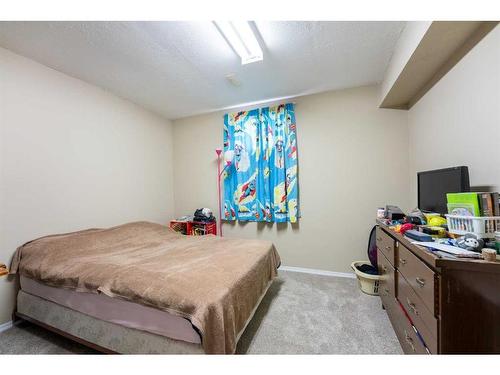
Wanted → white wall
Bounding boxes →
[408,25,500,206]
[173,86,410,274]
[0,47,175,324]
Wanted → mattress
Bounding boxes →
[20,275,201,344]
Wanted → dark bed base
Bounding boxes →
[14,311,116,354]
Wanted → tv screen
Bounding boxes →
[417,166,470,214]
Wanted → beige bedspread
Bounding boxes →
[11,221,280,354]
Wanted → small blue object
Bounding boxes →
[404,230,432,242]
[436,238,457,247]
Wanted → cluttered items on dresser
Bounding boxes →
[377,204,499,260]
[376,166,499,260]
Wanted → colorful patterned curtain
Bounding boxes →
[222,103,299,223]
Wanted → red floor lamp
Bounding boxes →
[216,148,232,236]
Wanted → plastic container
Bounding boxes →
[445,214,500,239]
[351,261,381,296]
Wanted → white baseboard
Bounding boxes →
[0,320,13,333]
[279,265,355,279]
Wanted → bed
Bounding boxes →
[10,221,280,354]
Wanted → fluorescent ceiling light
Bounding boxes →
[214,21,263,65]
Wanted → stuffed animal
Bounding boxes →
[457,233,484,252]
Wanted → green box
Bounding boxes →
[446,192,481,216]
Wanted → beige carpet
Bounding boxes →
[0,270,402,354]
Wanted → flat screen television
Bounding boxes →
[417,166,470,214]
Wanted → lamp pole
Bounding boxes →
[216,148,232,237]
[215,149,223,236]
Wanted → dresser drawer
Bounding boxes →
[398,312,430,354]
[378,249,396,300]
[397,271,438,353]
[387,299,429,354]
[376,227,396,266]
[398,244,436,313]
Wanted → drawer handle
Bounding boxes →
[416,277,426,287]
[406,297,419,316]
[382,265,388,273]
[385,245,391,250]
[400,258,407,265]
[404,330,416,352]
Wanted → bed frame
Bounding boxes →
[13,280,273,354]
[15,311,117,354]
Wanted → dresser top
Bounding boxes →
[378,224,500,273]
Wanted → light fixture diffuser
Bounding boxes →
[214,21,263,65]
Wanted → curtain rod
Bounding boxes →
[222,102,297,117]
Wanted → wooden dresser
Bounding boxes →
[376,225,500,354]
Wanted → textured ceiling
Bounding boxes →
[0,21,405,119]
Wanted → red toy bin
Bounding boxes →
[188,221,217,236]
[169,220,217,236]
